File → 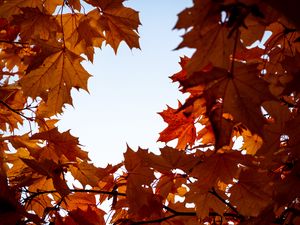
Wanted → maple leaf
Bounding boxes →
[273,162,300,207]
[237,2,279,47]
[59,13,105,62]
[190,150,254,187]
[1,0,300,224]
[185,183,227,220]
[0,0,63,18]
[281,52,300,95]
[256,101,291,160]
[61,206,105,225]
[175,0,247,72]
[180,63,275,147]
[12,7,59,41]
[88,3,141,52]
[155,174,184,199]
[0,18,20,42]
[229,168,273,217]
[26,194,52,218]
[232,126,263,155]
[174,0,220,31]
[30,128,89,162]
[19,47,91,115]
[62,192,99,212]
[66,0,81,11]
[69,161,121,187]
[123,147,163,218]
[143,146,201,174]
[0,87,24,131]
[158,104,197,150]
[21,158,70,196]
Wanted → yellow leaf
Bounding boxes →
[177,186,187,197]
[241,129,263,155]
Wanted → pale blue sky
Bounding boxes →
[58,0,194,166]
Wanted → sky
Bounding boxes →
[58,0,194,167]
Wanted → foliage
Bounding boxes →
[0,0,300,224]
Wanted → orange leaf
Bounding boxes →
[30,128,89,161]
[20,48,91,115]
[158,103,196,150]
[12,7,59,41]
[88,3,140,52]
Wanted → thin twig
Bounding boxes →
[22,188,126,202]
[131,206,197,225]
[0,40,30,45]
[186,144,214,151]
[0,99,33,121]
[209,187,244,221]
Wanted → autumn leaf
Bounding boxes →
[69,161,121,188]
[123,147,163,218]
[26,194,53,218]
[62,192,97,211]
[229,168,273,216]
[190,150,254,187]
[158,103,197,150]
[19,48,91,115]
[175,0,246,72]
[61,206,105,225]
[66,0,81,11]
[0,92,24,131]
[12,7,59,41]
[0,0,63,18]
[143,146,201,174]
[87,2,140,52]
[256,101,291,161]
[30,128,89,162]
[1,0,300,224]
[232,126,263,155]
[180,63,275,146]
[185,183,227,219]
[21,158,70,196]
[59,13,104,62]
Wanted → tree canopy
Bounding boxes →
[0,0,300,224]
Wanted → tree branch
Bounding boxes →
[209,187,244,221]
[22,188,126,202]
[0,40,30,45]
[0,99,33,121]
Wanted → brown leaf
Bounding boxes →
[181,63,275,147]
[190,150,253,187]
[230,168,273,216]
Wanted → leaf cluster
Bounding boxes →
[0,0,300,225]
